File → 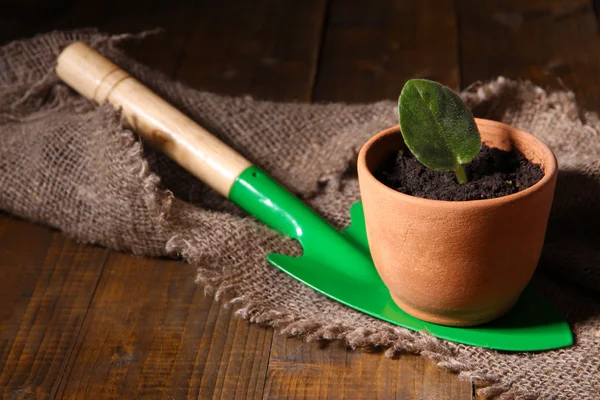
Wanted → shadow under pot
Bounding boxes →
[357,118,558,327]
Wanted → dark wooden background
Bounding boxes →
[1,0,599,398]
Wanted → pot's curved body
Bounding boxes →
[357,119,558,326]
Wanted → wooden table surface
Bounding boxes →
[2,0,600,398]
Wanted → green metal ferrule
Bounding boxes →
[229,166,324,241]
[229,165,375,282]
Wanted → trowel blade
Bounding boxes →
[267,202,572,352]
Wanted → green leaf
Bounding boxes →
[398,79,481,183]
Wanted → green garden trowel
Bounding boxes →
[57,42,573,352]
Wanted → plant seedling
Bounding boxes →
[398,79,481,184]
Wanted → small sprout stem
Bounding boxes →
[454,164,468,184]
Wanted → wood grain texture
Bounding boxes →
[10,0,587,398]
[458,0,600,111]
[456,1,600,398]
[0,216,107,399]
[0,0,197,78]
[52,253,272,399]
[290,1,472,398]
[175,0,328,101]
[2,0,327,399]
[264,337,472,399]
[313,0,460,102]
[44,2,325,398]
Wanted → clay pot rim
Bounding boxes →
[358,118,558,209]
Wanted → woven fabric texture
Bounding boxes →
[1,31,599,399]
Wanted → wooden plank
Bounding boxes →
[0,2,204,399]
[51,1,327,399]
[0,216,107,399]
[176,0,328,101]
[53,253,272,399]
[264,1,471,398]
[313,0,461,102]
[457,0,600,111]
[264,336,472,399]
[457,2,600,398]
[2,0,475,398]
[0,0,196,77]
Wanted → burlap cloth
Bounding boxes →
[1,31,599,399]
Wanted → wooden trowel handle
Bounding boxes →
[56,42,252,197]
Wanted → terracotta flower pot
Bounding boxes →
[357,118,558,326]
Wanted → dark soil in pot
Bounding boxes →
[375,144,544,201]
